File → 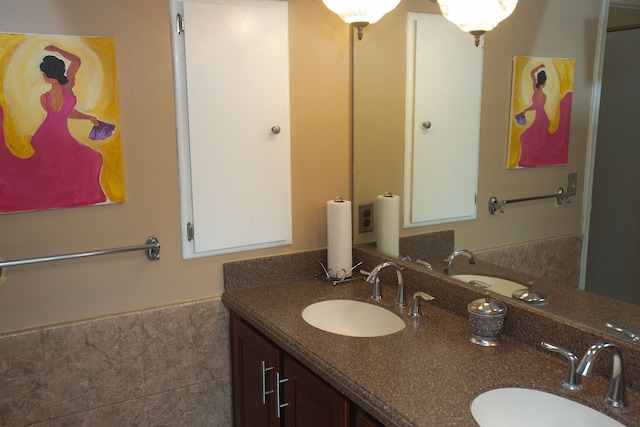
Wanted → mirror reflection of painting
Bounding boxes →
[507,56,575,169]
[0,33,124,213]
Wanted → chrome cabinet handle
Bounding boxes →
[422,121,431,129]
[275,371,290,418]
[261,361,274,404]
[271,125,281,134]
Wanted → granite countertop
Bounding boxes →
[222,276,640,426]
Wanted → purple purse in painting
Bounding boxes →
[515,113,526,125]
[89,121,116,141]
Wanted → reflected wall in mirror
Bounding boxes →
[353,0,640,314]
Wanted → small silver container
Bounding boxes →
[467,295,506,346]
[512,283,549,307]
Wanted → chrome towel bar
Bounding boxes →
[489,188,570,214]
[0,236,161,270]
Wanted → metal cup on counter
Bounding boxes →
[467,294,507,347]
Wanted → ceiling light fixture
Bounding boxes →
[322,0,402,41]
[436,0,518,46]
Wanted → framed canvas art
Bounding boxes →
[507,56,575,169]
[0,32,124,213]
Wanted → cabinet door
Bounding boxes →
[231,315,281,427]
[351,405,384,427]
[282,354,349,427]
[170,0,292,258]
[404,12,482,227]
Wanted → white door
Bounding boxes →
[171,0,292,257]
[404,13,483,226]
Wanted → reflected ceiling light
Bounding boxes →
[322,0,402,41]
[436,0,518,46]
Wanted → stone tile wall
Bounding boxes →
[0,297,231,426]
[475,233,583,288]
[0,234,580,426]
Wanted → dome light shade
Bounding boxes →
[322,0,402,40]
[437,0,518,46]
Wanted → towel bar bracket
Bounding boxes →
[145,236,161,261]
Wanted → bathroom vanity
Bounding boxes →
[222,248,640,426]
[231,312,381,426]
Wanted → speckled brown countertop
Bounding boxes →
[222,261,640,426]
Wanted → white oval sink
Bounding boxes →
[302,299,405,337]
[471,388,625,427]
[453,274,526,298]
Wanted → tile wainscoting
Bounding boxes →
[0,297,231,426]
[0,234,580,426]
[475,233,583,288]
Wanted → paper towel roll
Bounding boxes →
[376,193,400,258]
[327,198,353,279]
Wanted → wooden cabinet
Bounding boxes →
[282,354,349,427]
[351,406,384,427]
[230,313,382,427]
[231,314,281,426]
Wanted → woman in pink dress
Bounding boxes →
[0,44,106,212]
[516,63,572,168]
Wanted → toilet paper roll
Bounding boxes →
[376,193,400,258]
[327,198,353,279]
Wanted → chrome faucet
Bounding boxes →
[364,261,406,307]
[576,341,627,407]
[443,249,479,275]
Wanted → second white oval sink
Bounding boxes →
[302,299,405,337]
[453,274,526,298]
[471,387,625,427]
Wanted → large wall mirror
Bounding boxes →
[353,0,640,339]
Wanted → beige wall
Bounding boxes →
[354,0,602,250]
[0,0,614,333]
[0,0,351,333]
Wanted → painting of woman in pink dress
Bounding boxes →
[0,35,123,213]
[507,56,575,169]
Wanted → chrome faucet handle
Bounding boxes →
[577,341,627,408]
[416,259,433,270]
[541,342,582,390]
[408,292,435,317]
